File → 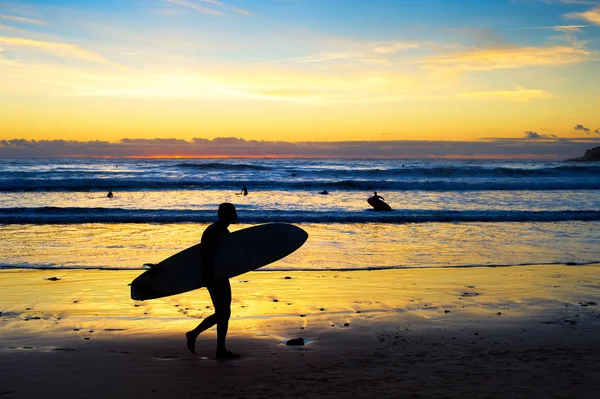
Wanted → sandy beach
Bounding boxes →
[1,265,599,398]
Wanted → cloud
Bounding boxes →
[165,0,222,15]
[422,45,590,72]
[524,131,557,139]
[551,25,587,32]
[291,51,360,63]
[202,0,251,15]
[0,23,33,34]
[1,137,599,159]
[523,0,600,5]
[372,41,420,54]
[0,36,121,67]
[457,87,555,102]
[566,7,600,25]
[165,0,250,16]
[0,13,47,25]
[290,41,418,64]
[574,124,591,133]
[501,25,588,32]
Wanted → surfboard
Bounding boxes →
[130,223,308,301]
[367,197,392,211]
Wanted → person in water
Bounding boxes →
[186,203,240,359]
[372,191,384,201]
[107,191,114,198]
[241,185,248,196]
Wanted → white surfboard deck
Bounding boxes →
[130,223,308,300]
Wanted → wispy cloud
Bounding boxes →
[502,25,587,31]
[372,41,420,54]
[165,0,250,16]
[457,87,555,102]
[291,41,419,64]
[422,45,589,72]
[551,25,588,32]
[0,45,18,66]
[0,13,47,25]
[202,0,251,15]
[165,0,222,15]
[0,36,121,68]
[514,1,600,5]
[544,0,600,5]
[0,23,28,33]
[565,6,600,24]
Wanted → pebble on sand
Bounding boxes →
[286,338,305,346]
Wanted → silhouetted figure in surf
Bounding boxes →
[186,203,240,360]
[319,190,329,195]
[368,191,392,211]
[107,191,114,198]
[240,185,248,196]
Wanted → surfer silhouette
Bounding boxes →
[240,185,248,196]
[186,202,241,360]
[368,191,392,211]
[107,191,114,198]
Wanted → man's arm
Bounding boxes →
[200,228,218,283]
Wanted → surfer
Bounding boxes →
[368,191,392,211]
[186,203,241,360]
[107,191,114,198]
[240,185,248,196]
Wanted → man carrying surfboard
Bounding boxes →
[186,202,241,360]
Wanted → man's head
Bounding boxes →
[218,202,238,224]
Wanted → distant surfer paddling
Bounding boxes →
[186,203,241,360]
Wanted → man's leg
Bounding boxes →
[185,282,222,354]
[186,313,217,355]
[211,280,239,359]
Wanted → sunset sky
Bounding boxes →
[1,0,599,155]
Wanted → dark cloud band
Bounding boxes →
[1,137,599,159]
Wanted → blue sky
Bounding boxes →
[0,0,599,151]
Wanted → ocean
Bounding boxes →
[1,158,599,271]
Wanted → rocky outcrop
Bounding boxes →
[566,146,600,162]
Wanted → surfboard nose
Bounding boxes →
[130,284,143,301]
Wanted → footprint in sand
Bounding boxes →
[153,355,180,361]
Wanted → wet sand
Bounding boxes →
[1,265,599,398]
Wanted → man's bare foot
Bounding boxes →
[216,349,241,360]
[186,331,197,355]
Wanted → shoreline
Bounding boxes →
[2,265,599,398]
[1,259,599,271]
